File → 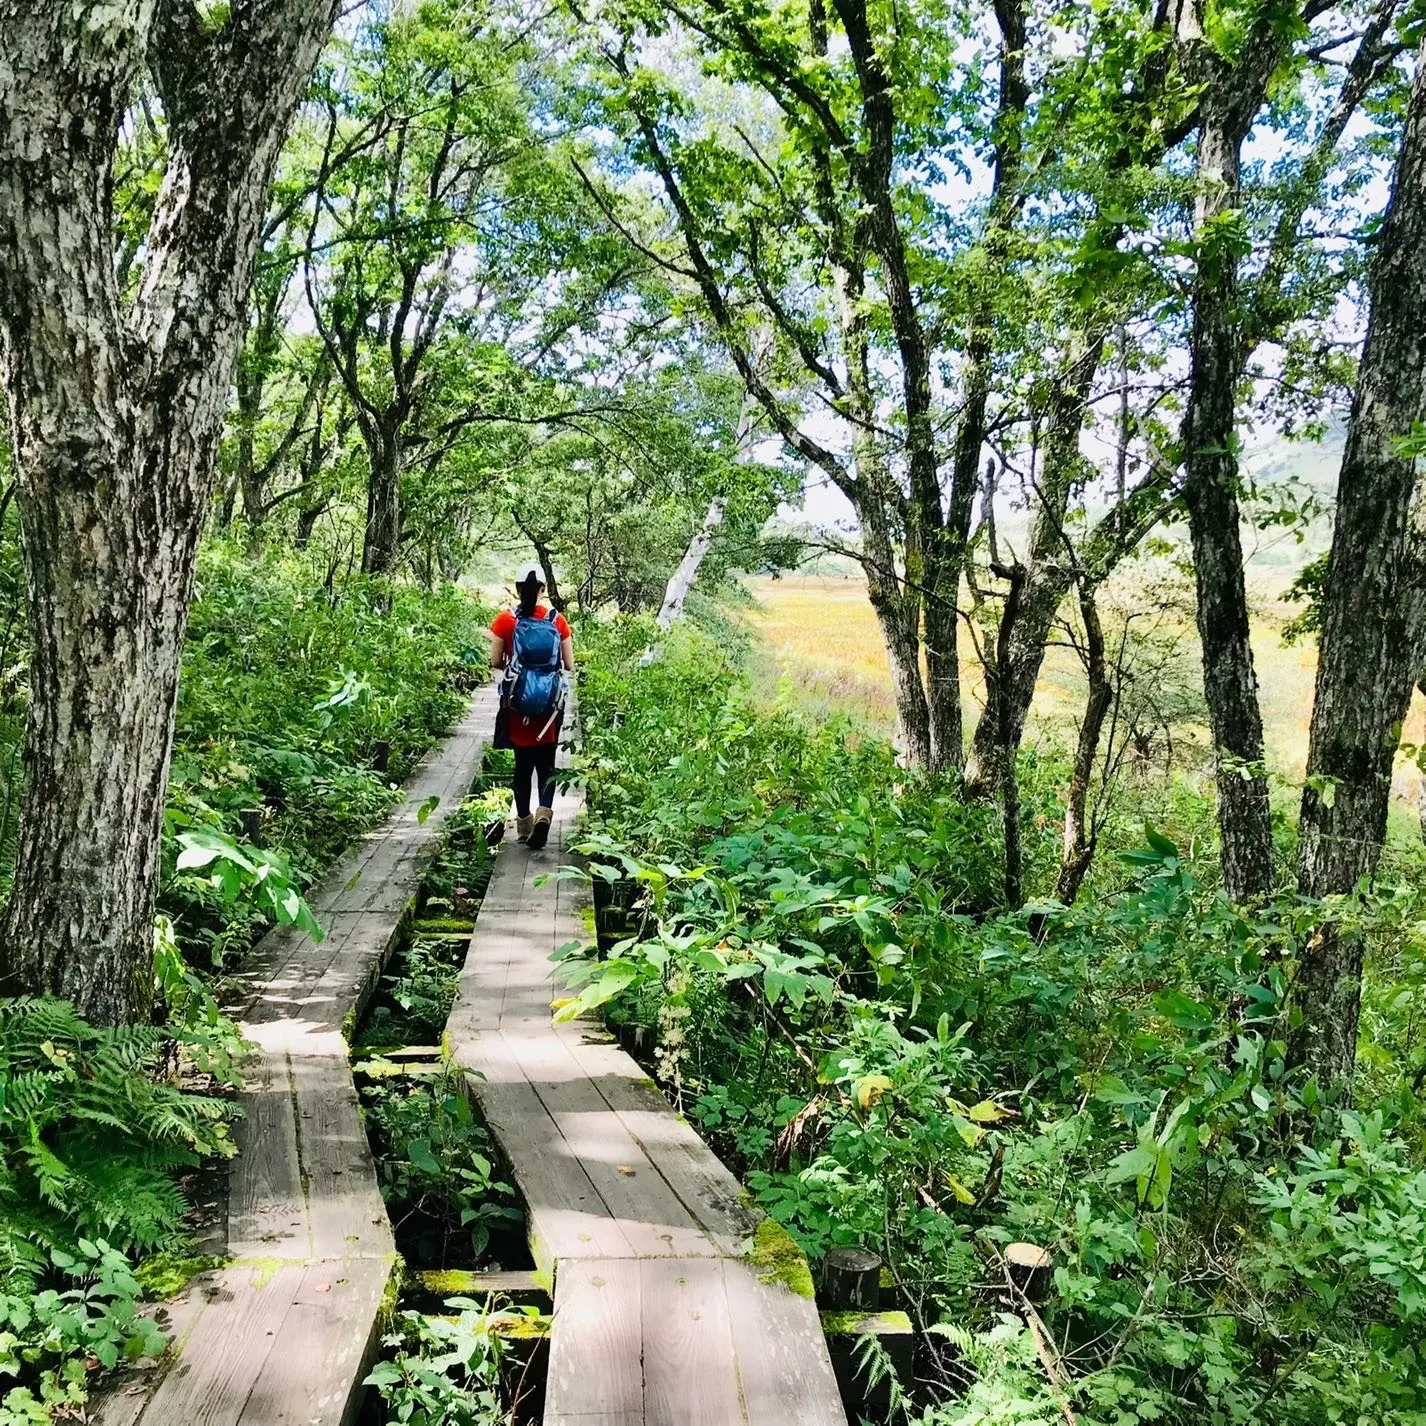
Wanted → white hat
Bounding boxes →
[514,563,543,585]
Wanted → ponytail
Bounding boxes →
[517,574,541,616]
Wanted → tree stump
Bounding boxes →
[239,808,264,847]
[1005,1242,1053,1303]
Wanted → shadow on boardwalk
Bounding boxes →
[446,784,848,1426]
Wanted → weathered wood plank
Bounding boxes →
[722,1258,846,1426]
[544,1259,645,1426]
[234,1259,392,1426]
[458,1036,636,1270]
[507,1028,720,1259]
[296,1056,392,1260]
[640,1258,743,1426]
[227,1049,307,1260]
[91,692,498,1425]
[137,1263,307,1426]
[554,1028,759,1256]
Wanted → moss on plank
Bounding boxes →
[378,1260,403,1327]
[135,1252,229,1300]
[750,1218,815,1299]
[412,917,475,935]
[821,1309,913,1336]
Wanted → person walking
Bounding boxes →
[489,564,573,850]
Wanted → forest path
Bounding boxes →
[446,783,849,1426]
[95,686,499,1426]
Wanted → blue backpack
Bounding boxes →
[507,607,564,723]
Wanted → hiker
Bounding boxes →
[489,564,573,850]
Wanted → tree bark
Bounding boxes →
[362,428,402,575]
[657,378,758,629]
[1181,108,1275,903]
[1291,38,1426,1087]
[658,498,726,630]
[0,0,338,1024]
[1057,584,1113,905]
[965,333,1104,799]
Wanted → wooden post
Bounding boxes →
[821,1309,914,1421]
[238,808,263,846]
[1001,1243,1077,1426]
[820,1247,881,1311]
[371,739,391,773]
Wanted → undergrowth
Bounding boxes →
[0,999,238,1421]
[566,616,1426,1426]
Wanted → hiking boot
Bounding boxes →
[515,814,534,843]
[527,806,553,851]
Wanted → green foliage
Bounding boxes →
[0,999,237,1416]
[366,1298,512,1426]
[164,543,489,967]
[358,937,467,1050]
[359,1067,521,1267]
[571,623,1426,1425]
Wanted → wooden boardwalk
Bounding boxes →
[96,687,499,1426]
[446,788,848,1426]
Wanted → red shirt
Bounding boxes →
[491,606,571,746]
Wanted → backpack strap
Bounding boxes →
[546,607,560,625]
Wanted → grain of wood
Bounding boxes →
[640,1259,743,1426]
[234,1259,392,1426]
[545,1259,645,1424]
[722,1258,845,1426]
[138,1264,307,1426]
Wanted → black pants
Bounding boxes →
[513,743,558,817]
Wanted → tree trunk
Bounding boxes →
[1057,584,1113,905]
[829,246,933,768]
[1291,39,1426,1087]
[658,497,725,630]
[659,354,763,630]
[965,333,1104,799]
[1181,113,1275,903]
[0,0,338,1023]
[995,563,1028,909]
[4,466,200,1021]
[362,430,402,575]
[294,500,325,549]
[859,491,932,768]
[235,356,267,553]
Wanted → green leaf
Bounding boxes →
[407,1140,441,1174]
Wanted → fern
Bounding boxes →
[0,997,236,1292]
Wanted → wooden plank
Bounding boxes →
[554,1030,757,1255]
[227,1049,307,1260]
[722,1258,847,1426]
[138,1263,307,1425]
[545,1259,645,1426]
[641,1259,743,1426]
[294,1056,392,1260]
[93,696,499,1426]
[240,911,363,1027]
[507,1028,719,1259]
[235,1259,392,1426]
[458,1040,635,1270]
